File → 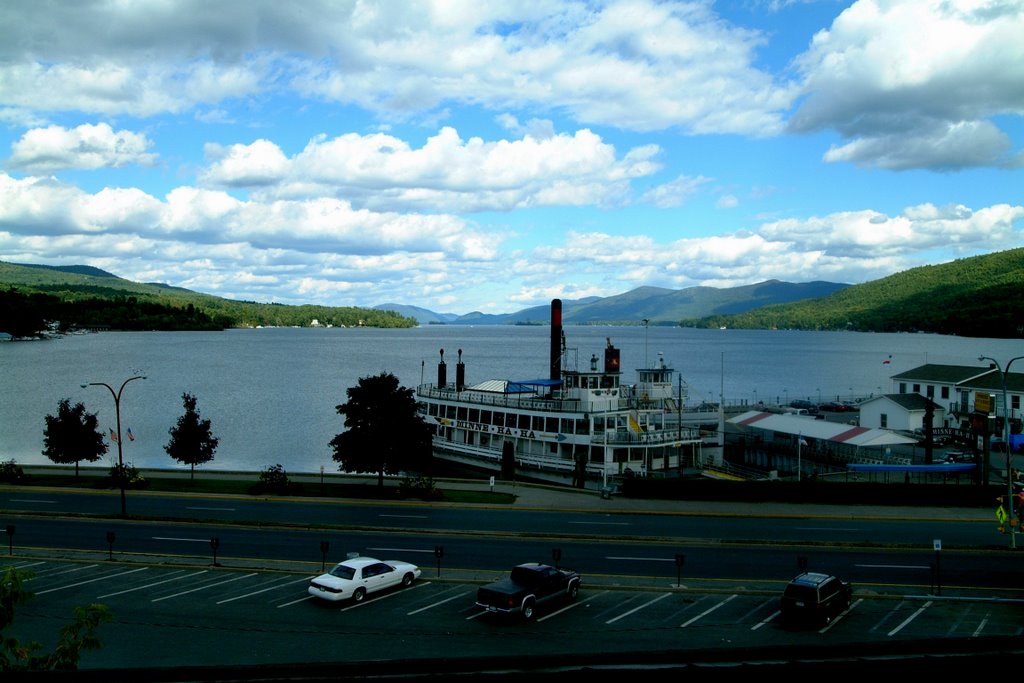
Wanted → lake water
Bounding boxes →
[1,324,1019,474]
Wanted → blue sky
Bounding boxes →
[1,0,1021,314]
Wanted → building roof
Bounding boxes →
[729,411,917,448]
[890,364,994,384]
[859,393,943,411]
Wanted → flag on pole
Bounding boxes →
[109,428,119,443]
[126,428,135,441]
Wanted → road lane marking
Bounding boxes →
[606,593,670,624]
[151,573,258,602]
[186,506,237,511]
[606,556,676,562]
[97,570,203,598]
[856,563,930,570]
[569,521,630,526]
[36,568,149,595]
[888,600,932,636]
[153,537,211,543]
[680,594,738,628]
[9,498,56,504]
[379,514,428,519]
[216,576,314,604]
[366,546,434,554]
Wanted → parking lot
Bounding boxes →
[8,558,1024,670]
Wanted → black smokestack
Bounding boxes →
[456,348,465,392]
[550,299,562,382]
[437,348,447,388]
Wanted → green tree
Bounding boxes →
[1,567,111,671]
[164,392,219,480]
[42,399,108,476]
[329,372,432,487]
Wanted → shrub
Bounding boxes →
[251,463,301,495]
[397,475,443,501]
[0,459,27,483]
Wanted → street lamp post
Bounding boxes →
[978,355,1023,549]
[83,375,146,517]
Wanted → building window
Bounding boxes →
[880,413,888,428]
[926,385,935,398]
[899,382,907,394]
[941,386,950,400]
[913,384,921,393]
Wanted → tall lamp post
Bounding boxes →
[978,355,1022,549]
[83,375,146,517]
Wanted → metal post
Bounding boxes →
[979,355,1023,549]
[6,524,13,555]
[106,531,116,561]
[83,375,145,517]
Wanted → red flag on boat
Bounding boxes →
[882,355,892,365]
[109,428,119,443]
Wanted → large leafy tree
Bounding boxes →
[42,399,107,476]
[164,392,219,480]
[1,567,111,671]
[329,372,432,487]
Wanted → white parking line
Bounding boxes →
[973,612,991,637]
[680,594,738,628]
[151,573,258,602]
[819,598,861,633]
[888,600,932,636]
[278,595,316,608]
[216,576,314,604]
[606,592,671,624]
[27,564,98,579]
[408,589,468,615]
[752,609,781,630]
[97,570,203,598]
[339,583,423,611]
[35,568,149,595]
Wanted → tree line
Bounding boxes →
[681,248,1024,338]
[35,372,430,489]
[0,286,418,338]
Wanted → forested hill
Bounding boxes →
[682,248,1024,338]
[0,262,417,335]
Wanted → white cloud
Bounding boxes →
[202,126,661,212]
[0,1,792,135]
[791,0,1024,169]
[641,175,712,208]
[7,123,157,172]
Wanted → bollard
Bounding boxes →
[434,545,444,577]
[320,540,331,572]
[6,524,14,556]
[210,537,221,566]
[106,531,116,561]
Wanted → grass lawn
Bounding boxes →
[9,472,516,505]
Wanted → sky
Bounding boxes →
[0,0,1022,315]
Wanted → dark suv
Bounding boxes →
[779,572,852,625]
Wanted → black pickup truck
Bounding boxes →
[475,563,581,620]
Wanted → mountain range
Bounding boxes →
[3,247,1023,338]
[374,280,848,325]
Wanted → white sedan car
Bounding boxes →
[308,556,421,603]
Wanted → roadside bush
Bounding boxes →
[250,463,302,495]
[397,475,443,501]
[0,459,28,483]
[107,463,147,489]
